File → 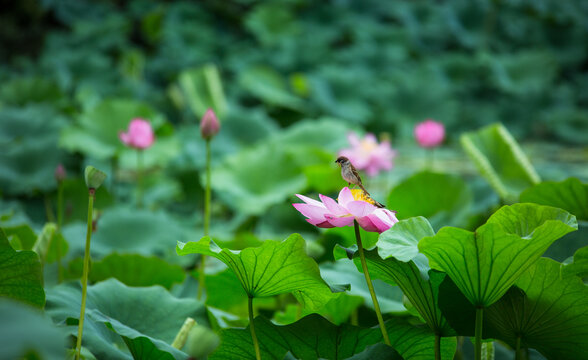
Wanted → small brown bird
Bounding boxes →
[335,156,385,208]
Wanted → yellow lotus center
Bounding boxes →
[350,189,377,205]
[360,140,377,152]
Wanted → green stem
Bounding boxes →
[75,190,95,360]
[171,317,196,349]
[475,307,484,360]
[197,139,212,300]
[248,296,261,360]
[137,150,143,208]
[354,220,391,346]
[434,333,441,360]
[350,308,358,326]
[57,180,64,283]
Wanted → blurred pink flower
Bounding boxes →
[414,119,445,148]
[338,133,396,177]
[293,187,398,233]
[119,118,155,149]
[200,108,220,140]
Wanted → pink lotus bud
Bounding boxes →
[119,118,155,150]
[55,164,67,182]
[414,119,445,148]
[200,108,220,140]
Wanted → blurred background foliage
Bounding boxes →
[1,1,588,358]
[0,0,588,235]
[1,0,587,242]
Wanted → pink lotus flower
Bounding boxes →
[119,118,155,149]
[200,108,220,140]
[414,119,445,148]
[338,133,396,177]
[293,187,398,233]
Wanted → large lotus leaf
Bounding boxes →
[273,293,364,326]
[88,310,187,360]
[59,98,165,160]
[0,228,45,308]
[46,279,207,360]
[176,64,227,118]
[377,216,435,263]
[177,234,334,310]
[0,105,66,194]
[335,246,454,336]
[63,206,189,259]
[516,177,588,261]
[561,245,588,279]
[238,66,305,110]
[0,299,66,360]
[387,172,473,229]
[85,253,186,289]
[211,142,307,215]
[419,203,577,307]
[210,119,349,215]
[460,123,540,202]
[368,217,455,335]
[320,261,405,314]
[3,223,37,250]
[441,258,588,360]
[486,258,588,359]
[520,177,588,220]
[210,314,456,360]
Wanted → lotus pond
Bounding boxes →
[1,1,588,360]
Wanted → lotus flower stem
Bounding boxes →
[434,334,441,360]
[75,189,95,360]
[197,139,211,300]
[56,179,64,283]
[515,336,526,360]
[248,296,262,360]
[354,220,391,346]
[475,307,483,360]
[137,149,144,208]
[171,317,196,349]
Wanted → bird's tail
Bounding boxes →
[358,184,371,196]
[358,185,386,208]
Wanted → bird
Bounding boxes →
[335,156,385,208]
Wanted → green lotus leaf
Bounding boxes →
[377,216,435,263]
[440,258,588,359]
[46,279,207,360]
[520,177,588,220]
[84,253,186,289]
[63,206,189,259]
[387,172,473,229]
[177,234,334,310]
[461,123,540,202]
[561,245,588,279]
[485,258,588,359]
[320,260,406,314]
[210,119,349,215]
[419,203,577,307]
[0,298,66,360]
[176,64,227,118]
[0,228,45,308]
[336,246,454,336]
[210,314,456,360]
